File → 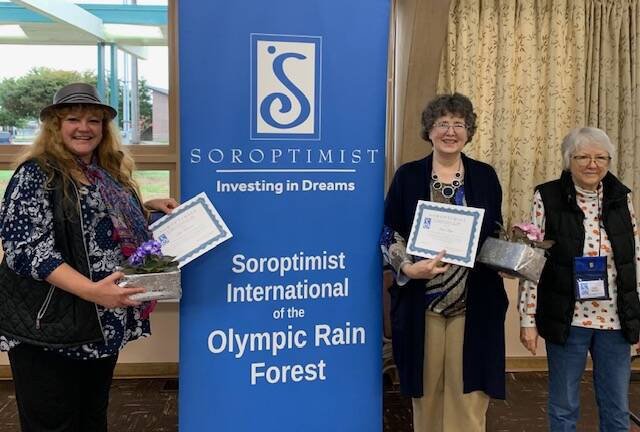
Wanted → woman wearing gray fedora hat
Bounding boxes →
[0,82,178,431]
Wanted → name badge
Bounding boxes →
[574,256,610,301]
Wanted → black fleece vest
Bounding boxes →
[0,162,104,348]
[535,171,640,344]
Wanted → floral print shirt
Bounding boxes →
[519,185,640,330]
[0,161,150,358]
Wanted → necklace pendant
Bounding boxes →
[441,185,455,199]
[430,167,463,200]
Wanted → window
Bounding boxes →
[0,1,178,199]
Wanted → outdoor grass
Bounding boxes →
[0,170,169,202]
[134,170,171,201]
[0,171,12,198]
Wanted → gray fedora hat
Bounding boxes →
[40,82,117,120]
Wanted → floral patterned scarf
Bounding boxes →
[76,158,151,257]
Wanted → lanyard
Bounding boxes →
[596,187,602,257]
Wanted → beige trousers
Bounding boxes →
[412,311,490,432]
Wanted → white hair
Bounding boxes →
[561,127,615,170]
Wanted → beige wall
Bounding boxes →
[117,302,179,363]
[504,278,547,363]
[0,302,179,376]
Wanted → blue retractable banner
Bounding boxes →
[178,1,390,430]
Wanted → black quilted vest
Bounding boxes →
[535,170,640,344]
[0,162,104,348]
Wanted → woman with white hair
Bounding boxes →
[519,127,640,431]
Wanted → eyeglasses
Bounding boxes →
[433,122,467,132]
[572,155,612,167]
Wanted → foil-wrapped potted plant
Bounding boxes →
[476,223,553,283]
[117,240,181,301]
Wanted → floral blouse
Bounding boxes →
[519,185,640,330]
[0,161,150,358]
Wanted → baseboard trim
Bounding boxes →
[506,356,549,372]
[0,358,637,380]
[0,362,179,380]
[114,362,179,379]
[507,356,640,372]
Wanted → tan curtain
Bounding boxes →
[437,0,640,226]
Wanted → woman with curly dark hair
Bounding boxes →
[381,92,507,432]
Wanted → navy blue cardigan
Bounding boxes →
[384,153,507,399]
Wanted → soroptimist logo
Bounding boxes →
[251,34,321,140]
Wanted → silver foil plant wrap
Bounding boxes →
[118,268,182,301]
[476,237,546,283]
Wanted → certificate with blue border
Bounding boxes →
[406,200,484,268]
[150,192,232,268]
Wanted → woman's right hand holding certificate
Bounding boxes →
[401,250,450,280]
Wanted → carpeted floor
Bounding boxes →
[1,372,640,431]
[384,371,640,432]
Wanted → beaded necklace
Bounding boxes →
[431,159,464,200]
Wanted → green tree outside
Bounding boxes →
[0,67,151,130]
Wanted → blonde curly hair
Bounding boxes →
[16,104,142,200]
